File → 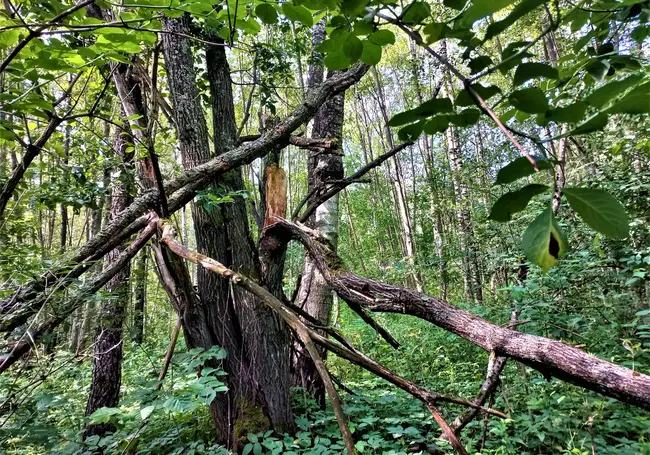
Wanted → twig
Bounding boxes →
[428,404,469,455]
[294,142,413,222]
[154,317,181,390]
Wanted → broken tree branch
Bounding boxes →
[274,219,650,411]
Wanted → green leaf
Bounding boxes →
[402,1,431,24]
[369,29,395,45]
[340,0,368,16]
[522,206,568,272]
[324,50,349,70]
[545,102,587,124]
[317,28,349,53]
[255,4,278,24]
[397,121,424,141]
[509,87,548,113]
[570,113,608,135]
[489,184,549,222]
[360,40,382,65]
[484,0,546,40]
[513,62,559,86]
[237,18,261,34]
[140,405,155,420]
[455,84,501,107]
[584,74,643,109]
[353,20,374,36]
[444,0,467,10]
[282,3,313,26]
[388,110,421,127]
[605,82,650,115]
[563,187,629,238]
[448,108,480,126]
[0,29,20,49]
[423,116,449,134]
[585,59,610,82]
[413,97,454,116]
[495,156,552,185]
[458,0,517,28]
[468,55,493,74]
[343,35,363,63]
[423,23,448,44]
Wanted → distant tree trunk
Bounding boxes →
[59,124,70,254]
[543,28,568,216]
[83,121,134,439]
[131,249,147,344]
[441,41,482,304]
[372,67,422,291]
[292,19,344,408]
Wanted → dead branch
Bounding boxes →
[274,219,650,411]
[292,141,413,222]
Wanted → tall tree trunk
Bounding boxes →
[292,19,344,407]
[162,18,293,447]
[372,67,422,291]
[131,249,147,344]
[83,121,134,439]
[441,42,482,304]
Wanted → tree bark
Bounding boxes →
[83,122,134,439]
[162,18,294,446]
[131,249,147,344]
[292,19,345,408]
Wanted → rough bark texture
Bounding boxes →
[131,249,147,344]
[276,219,650,411]
[83,123,134,439]
[162,18,294,446]
[292,19,344,408]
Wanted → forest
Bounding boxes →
[0,0,649,453]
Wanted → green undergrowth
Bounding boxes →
[1,301,649,455]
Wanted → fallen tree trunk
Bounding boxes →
[274,219,650,411]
